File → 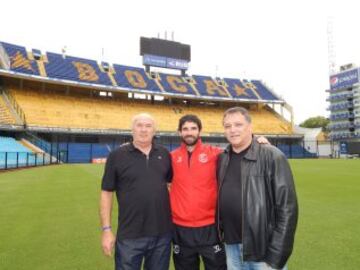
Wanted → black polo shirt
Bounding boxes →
[101,143,173,240]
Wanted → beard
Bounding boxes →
[181,135,199,146]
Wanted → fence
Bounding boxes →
[40,140,337,163]
[272,140,335,158]
[0,151,62,170]
[0,139,339,170]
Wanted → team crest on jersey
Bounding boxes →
[176,156,183,163]
[198,153,208,163]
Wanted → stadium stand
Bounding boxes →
[7,85,292,135]
[0,40,305,164]
[0,94,16,124]
[326,92,353,102]
[327,67,360,144]
[328,101,353,111]
[192,75,231,98]
[0,41,283,102]
[113,64,162,92]
[0,136,43,169]
[223,78,259,100]
[1,42,40,75]
[46,52,112,85]
[330,112,354,121]
[0,136,31,152]
[158,73,199,96]
[250,80,281,101]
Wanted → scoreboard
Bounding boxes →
[140,37,191,70]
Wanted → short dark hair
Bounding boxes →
[223,107,252,124]
[178,114,202,131]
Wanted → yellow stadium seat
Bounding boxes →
[0,95,17,125]
[9,87,292,135]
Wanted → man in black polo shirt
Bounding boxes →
[100,113,173,270]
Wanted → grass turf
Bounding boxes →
[0,159,359,270]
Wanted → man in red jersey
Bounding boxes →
[170,114,269,270]
[170,114,226,270]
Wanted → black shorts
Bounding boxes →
[172,224,226,270]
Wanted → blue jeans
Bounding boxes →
[115,233,171,270]
[224,244,288,270]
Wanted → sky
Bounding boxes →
[1,0,359,124]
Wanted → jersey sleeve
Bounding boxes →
[101,151,117,191]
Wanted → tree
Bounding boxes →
[299,116,330,132]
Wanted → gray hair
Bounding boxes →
[131,113,156,129]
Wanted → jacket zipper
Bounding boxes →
[241,158,245,261]
[187,150,195,224]
[217,187,222,241]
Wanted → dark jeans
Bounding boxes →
[115,233,171,270]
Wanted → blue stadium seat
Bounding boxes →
[1,42,40,75]
[1,40,282,102]
[0,136,32,152]
[112,64,161,93]
[223,78,259,100]
[45,52,112,85]
[158,73,198,96]
[192,75,230,98]
[251,80,279,101]
[0,136,42,168]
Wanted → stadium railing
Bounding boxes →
[52,139,334,163]
[0,139,336,170]
[0,151,60,170]
[2,88,26,125]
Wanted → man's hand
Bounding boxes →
[101,230,115,257]
[256,136,270,145]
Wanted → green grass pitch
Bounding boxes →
[0,159,359,270]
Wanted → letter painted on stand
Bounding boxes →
[166,75,191,93]
[10,51,34,71]
[204,79,228,96]
[124,70,147,88]
[72,62,99,82]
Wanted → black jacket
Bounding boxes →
[217,139,298,269]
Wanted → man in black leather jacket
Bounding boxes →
[217,107,298,270]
